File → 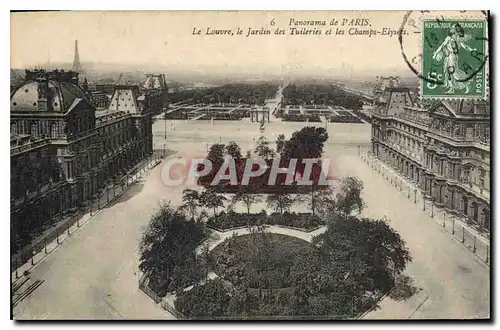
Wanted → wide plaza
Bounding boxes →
[13,118,490,319]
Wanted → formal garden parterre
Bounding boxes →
[138,126,412,319]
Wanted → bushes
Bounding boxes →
[139,202,208,297]
[282,114,322,122]
[206,211,324,231]
[329,115,363,123]
[198,113,248,120]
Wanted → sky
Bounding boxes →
[10,10,485,77]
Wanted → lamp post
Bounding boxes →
[431,198,434,218]
[443,196,448,226]
[164,109,167,139]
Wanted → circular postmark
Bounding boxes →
[398,10,489,98]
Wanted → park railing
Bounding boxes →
[358,148,490,267]
[11,152,165,281]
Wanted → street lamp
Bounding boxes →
[164,109,167,139]
[452,215,455,234]
[443,196,448,226]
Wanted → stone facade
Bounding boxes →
[371,86,490,233]
[10,69,154,253]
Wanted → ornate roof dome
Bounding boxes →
[10,69,91,112]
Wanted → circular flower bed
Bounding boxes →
[210,232,313,289]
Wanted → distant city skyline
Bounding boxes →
[11,11,483,79]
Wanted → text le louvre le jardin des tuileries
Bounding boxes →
[10,10,490,321]
[192,17,403,38]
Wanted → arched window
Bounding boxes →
[30,122,38,138]
[51,123,58,139]
[11,122,17,135]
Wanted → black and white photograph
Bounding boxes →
[9,10,491,320]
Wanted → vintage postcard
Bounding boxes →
[10,10,490,321]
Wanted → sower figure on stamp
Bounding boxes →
[432,23,476,94]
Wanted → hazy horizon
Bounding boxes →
[11,10,480,83]
[11,11,432,78]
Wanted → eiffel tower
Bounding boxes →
[72,40,83,73]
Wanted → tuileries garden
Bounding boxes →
[138,126,412,319]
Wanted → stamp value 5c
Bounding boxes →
[421,19,488,99]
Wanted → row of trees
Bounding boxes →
[205,126,328,164]
[182,173,364,229]
[283,84,364,109]
[199,127,329,193]
[169,83,279,106]
[206,211,324,231]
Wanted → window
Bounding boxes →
[51,123,58,138]
[11,122,17,135]
[30,122,38,138]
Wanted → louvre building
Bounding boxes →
[10,69,154,253]
[371,82,491,233]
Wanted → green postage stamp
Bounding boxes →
[421,19,488,99]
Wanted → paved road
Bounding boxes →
[13,120,489,320]
[13,165,178,320]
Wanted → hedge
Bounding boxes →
[206,211,324,231]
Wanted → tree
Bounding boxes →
[180,189,200,220]
[282,126,328,160]
[276,134,286,156]
[226,141,242,159]
[334,176,365,216]
[139,201,206,296]
[175,278,232,319]
[266,193,295,216]
[200,188,227,216]
[313,215,411,294]
[314,187,337,218]
[306,186,321,217]
[254,136,275,160]
[207,143,226,164]
[232,187,262,214]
